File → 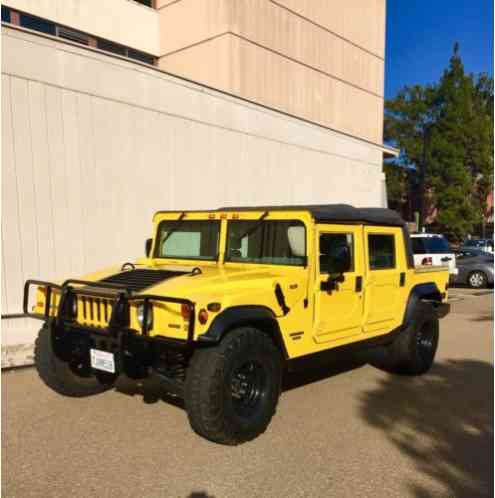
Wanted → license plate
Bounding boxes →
[90,349,115,374]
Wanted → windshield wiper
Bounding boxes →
[234,211,269,243]
[160,212,186,248]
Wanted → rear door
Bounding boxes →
[363,227,404,333]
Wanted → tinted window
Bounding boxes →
[20,13,56,35]
[412,236,450,254]
[2,6,11,23]
[369,234,396,270]
[128,49,155,65]
[97,39,126,56]
[319,233,354,274]
[154,220,220,261]
[226,221,306,266]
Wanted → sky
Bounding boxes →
[385,0,494,98]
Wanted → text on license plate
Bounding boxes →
[90,349,115,373]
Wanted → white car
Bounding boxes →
[410,233,458,276]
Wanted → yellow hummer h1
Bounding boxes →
[24,205,450,445]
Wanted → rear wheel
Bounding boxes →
[381,303,439,375]
[184,327,282,445]
[35,323,114,397]
[468,270,487,289]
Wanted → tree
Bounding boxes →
[385,44,494,241]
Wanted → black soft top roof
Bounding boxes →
[217,204,405,227]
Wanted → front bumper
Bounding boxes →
[23,278,196,341]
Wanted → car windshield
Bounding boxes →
[225,220,306,266]
[154,220,220,261]
[412,236,450,254]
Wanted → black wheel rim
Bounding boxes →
[230,360,266,417]
[416,324,434,362]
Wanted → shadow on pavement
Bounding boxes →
[359,359,494,498]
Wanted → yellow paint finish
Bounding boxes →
[33,209,449,360]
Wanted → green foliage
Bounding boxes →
[385,43,494,240]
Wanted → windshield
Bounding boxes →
[154,220,220,261]
[412,236,450,254]
[225,220,306,266]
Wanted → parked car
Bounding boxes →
[459,238,494,254]
[451,249,494,288]
[410,233,458,277]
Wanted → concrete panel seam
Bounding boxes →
[3,72,383,169]
[228,31,384,99]
[269,0,385,61]
[159,30,230,58]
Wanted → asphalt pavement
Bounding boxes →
[2,289,493,498]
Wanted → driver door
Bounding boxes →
[314,225,364,343]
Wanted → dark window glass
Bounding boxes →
[57,26,89,45]
[154,220,220,261]
[134,0,154,7]
[20,13,56,35]
[97,39,126,56]
[2,6,11,23]
[319,233,354,274]
[411,238,426,254]
[412,236,450,254]
[128,48,155,65]
[368,234,396,270]
[226,220,306,266]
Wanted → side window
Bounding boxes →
[319,233,354,274]
[368,234,396,270]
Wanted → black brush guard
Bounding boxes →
[23,278,196,343]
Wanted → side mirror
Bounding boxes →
[145,238,152,257]
[327,245,351,275]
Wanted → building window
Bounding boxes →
[19,12,55,35]
[1,5,11,23]
[97,38,127,56]
[57,26,89,46]
[368,234,396,270]
[128,48,155,65]
[134,0,154,7]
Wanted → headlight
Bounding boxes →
[137,304,153,329]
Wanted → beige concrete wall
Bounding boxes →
[1,26,386,366]
[157,0,385,143]
[3,0,160,55]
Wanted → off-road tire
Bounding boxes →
[468,270,487,289]
[35,324,113,397]
[184,327,282,445]
[382,302,439,375]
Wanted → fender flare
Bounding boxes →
[403,283,442,328]
[198,305,288,359]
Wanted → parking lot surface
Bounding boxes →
[2,290,493,498]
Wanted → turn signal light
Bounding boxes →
[207,302,221,312]
[198,309,209,325]
[181,303,192,320]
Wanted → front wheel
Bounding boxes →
[35,324,114,397]
[184,327,282,445]
[468,270,487,289]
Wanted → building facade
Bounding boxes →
[1,0,392,367]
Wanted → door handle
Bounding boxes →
[355,276,363,292]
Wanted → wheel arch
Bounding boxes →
[403,283,442,328]
[197,305,289,360]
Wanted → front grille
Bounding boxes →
[78,296,114,328]
[100,269,186,293]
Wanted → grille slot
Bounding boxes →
[79,296,112,328]
[100,269,187,293]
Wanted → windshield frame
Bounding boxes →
[153,219,221,262]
